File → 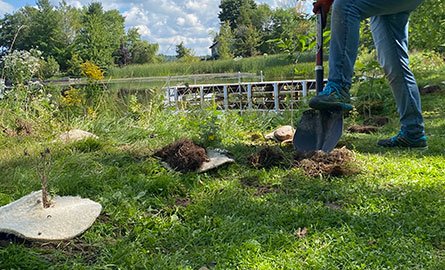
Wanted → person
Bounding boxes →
[309,0,427,149]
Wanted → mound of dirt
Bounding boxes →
[295,147,359,177]
[248,147,285,168]
[347,125,379,134]
[420,85,442,94]
[154,139,209,173]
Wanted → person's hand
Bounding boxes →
[312,0,333,28]
[312,0,334,15]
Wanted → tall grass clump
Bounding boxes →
[108,53,317,81]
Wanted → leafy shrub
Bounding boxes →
[351,48,393,118]
[1,49,42,85]
[410,50,445,74]
[39,56,60,79]
[80,61,104,81]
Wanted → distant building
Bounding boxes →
[209,41,220,59]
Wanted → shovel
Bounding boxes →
[293,11,343,154]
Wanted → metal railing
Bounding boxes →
[164,79,321,112]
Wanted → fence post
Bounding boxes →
[273,82,279,112]
[174,87,179,111]
[302,80,308,99]
[247,83,252,110]
[200,86,204,108]
[260,71,264,82]
[223,85,228,111]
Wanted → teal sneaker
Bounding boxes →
[309,81,353,111]
[377,131,428,150]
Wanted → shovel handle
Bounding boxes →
[315,11,324,94]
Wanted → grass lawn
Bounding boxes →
[0,71,444,269]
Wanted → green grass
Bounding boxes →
[0,63,445,269]
[107,53,318,82]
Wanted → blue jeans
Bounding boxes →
[328,0,425,139]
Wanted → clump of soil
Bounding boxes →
[420,85,442,94]
[347,125,379,134]
[363,116,389,127]
[295,147,359,177]
[154,139,209,173]
[248,147,285,168]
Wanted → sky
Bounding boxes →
[0,0,311,55]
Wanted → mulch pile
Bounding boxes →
[154,139,209,173]
[248,147,285,168]
[295,147,359,177]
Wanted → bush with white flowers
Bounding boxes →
[1,49,42,85]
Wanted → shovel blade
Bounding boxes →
[293,109,343,154]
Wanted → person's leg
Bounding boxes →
[370,14,426,147]
[310,0,424,111]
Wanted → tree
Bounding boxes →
[234,24,260,57]
[74,2,125,68]
[410,0,445,53]
[176,42,193,59]
[131,40,159,64]
[218,0,257,30]
[216,21,234,60]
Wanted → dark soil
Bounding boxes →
[154,139,209,173]
[295,147,359,177]
[347,125,379,134]
[240,176,279,196]
[420,85,442,94]
[363,116,389,127]
[248,147,285,168]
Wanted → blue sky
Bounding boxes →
[0,0,311,55]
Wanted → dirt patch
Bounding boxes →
[240,176,279,196]
[2,118,33,137]
[248,147,285,168]
[295,147,359,177]
[154,139,209,173]
[347,125,379,134]
[420,85,442,94]
[175,197,191,207]
[363,116,389,127]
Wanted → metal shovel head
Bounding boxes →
[293,109,343,154]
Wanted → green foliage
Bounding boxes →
[351,49,393,118]
[218,0,257,30]
[70,137,104,153]
[1,49,42,85]
[175,41,194,60]
[216,21,234,60]
[131,40,160,65]
[75,3,125,68]
[38,56,60,79]
[410,50,445,74]
[108,54,312,81]
[410,0,445,53]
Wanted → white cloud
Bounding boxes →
[8,0,310,55]
[0,0,14,16]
